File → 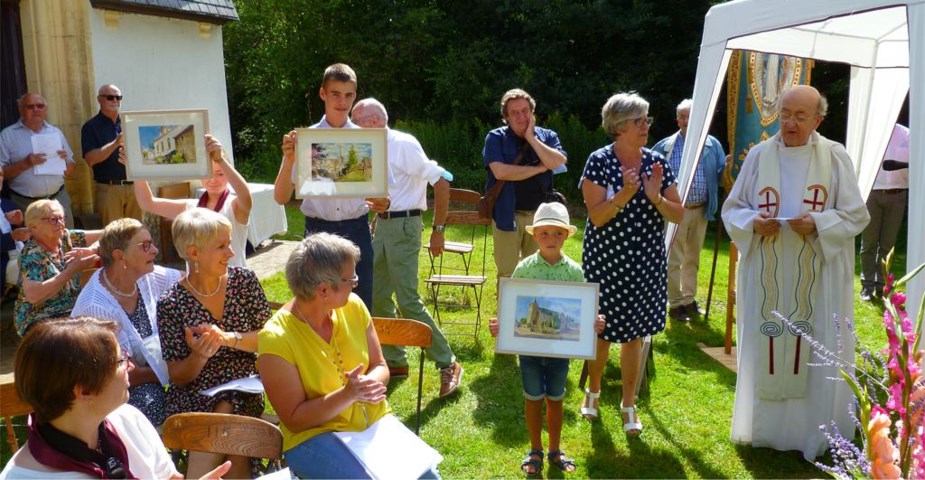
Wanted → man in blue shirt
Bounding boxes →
[653,98,725,321]
[82,84,142,227]
[482,89,567,285]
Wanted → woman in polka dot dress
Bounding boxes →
[578,92,683,436]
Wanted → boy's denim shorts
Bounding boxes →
[519,355,570,401]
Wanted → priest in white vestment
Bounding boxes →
[722,86,870,460]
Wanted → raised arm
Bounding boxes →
[133,180,188,219]
[206,135,251,225]
[273,130,297,205]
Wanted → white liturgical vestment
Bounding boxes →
[722,131,869,460]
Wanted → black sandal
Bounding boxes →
[547,450,577,473]
[521,449,544,477]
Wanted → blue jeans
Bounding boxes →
[304,214,373,310]
[285,432,441,479]
[519,355,570,401]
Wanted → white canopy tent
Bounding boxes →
[679,0,924,334]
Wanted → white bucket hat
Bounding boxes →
[525,202,577,237]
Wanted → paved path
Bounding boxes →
[0,239,298,383]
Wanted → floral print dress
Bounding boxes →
[14,230,87,336]
[157,267,271,418]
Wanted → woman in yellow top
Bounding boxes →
[260,232,433,478]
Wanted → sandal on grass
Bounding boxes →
[622,404,643,437]
[547,450,577,473]
[581,389,600,421]
[521,449,544,477]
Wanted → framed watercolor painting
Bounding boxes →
[495,278,600,359]
[122,109,211,181]
[294,128,388,198]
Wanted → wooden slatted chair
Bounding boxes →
[157,182,192,264]
[1,379,31,452]
[372,317,432,434]
[161,412,284,472]
[423,189,490,338]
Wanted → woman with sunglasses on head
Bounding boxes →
[72,218,182,427]
[0,316,231,479]
[578,92,683,437]
[157,207,271,479]
[133,134,252,268]
[14,199,101,337]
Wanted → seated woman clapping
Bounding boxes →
[72,218,181,427]
[157,208,271,479]
[14,199,101,336]
[258,233,440,479]
[0,317,231,479]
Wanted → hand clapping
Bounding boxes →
[343,363,387,404]
[185,324,225,360]
[620,165,640,193]
[642,162,664,202]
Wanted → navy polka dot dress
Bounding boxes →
[580,146,675,343]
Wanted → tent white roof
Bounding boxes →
[680,0,924,332]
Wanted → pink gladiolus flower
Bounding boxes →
[891,292,906,309]
[868,409,902,479]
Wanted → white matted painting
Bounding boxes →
[495,278,600,359]
[122,109,211,181]
[295,128,388,198]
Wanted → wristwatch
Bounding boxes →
[232,331,243,348]
[433,224,446,233]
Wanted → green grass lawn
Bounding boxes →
[0,208,904,478]
[256,210,903,479]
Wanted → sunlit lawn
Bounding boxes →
[0,206,906,478]
[256,209,902,479]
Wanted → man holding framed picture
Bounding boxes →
[274,63,388,310]
[82,84,143,226]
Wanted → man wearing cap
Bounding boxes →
[0,93,76,227]
[82,84,142,226]
[483,89,567,286]
[653,98,725,321]
[352,97,463,398]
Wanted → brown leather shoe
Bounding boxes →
[439,362,463,398]
[389,366,409,379]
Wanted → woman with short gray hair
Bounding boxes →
[579,92,683,437]
[258,232,441,478]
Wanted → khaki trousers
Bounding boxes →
[667,206,707,309]
[95,182,143,227]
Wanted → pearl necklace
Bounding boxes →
[186,275,225,298]
[101,269,137,298]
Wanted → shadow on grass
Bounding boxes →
[464,352,530,448]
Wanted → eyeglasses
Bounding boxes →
[779,111,814,124]
[342,274,359,289]
[627,116,654,128]
[100,95,123,101]
[24,103,46,110]
[136,240,154,252]
[40,215,65,225]
[117,350,133,368]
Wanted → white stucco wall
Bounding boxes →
[87,9,235,164]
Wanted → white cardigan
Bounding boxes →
[72,266,181,385]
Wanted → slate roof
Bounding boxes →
[89,0,238,24]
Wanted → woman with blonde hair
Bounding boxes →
[14,199,101,336]
[157,207,270,478]
[72,218,182,427]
